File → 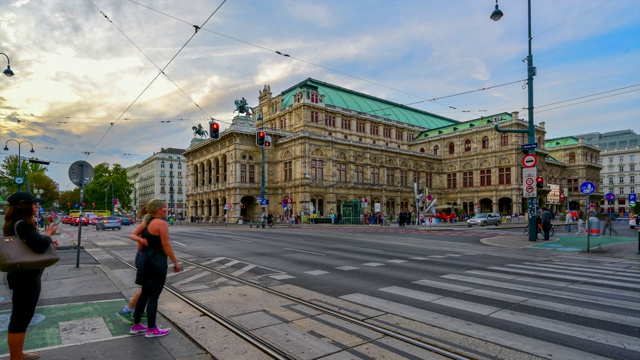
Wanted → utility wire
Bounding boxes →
[86,0,227,158]
[536,84,640,108]
[127,0,484,117]
[536,88,640,114]
[534,0,614,39]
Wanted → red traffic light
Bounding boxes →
[209,121,220,140]
[256,131,266,146]
[536,176,543,189]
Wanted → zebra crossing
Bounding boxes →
[341,259,640,360]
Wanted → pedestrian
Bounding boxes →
[129,198,181,338]
[602,212,618,236]
[541,208,552,240]
[577,215,585,234]
[564,210,573,233]
[119,205,150,323]
[43,215,50,231]
[635,214,640,254]
[3,192,59,360]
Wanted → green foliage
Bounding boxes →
[0,155,58,209]
[82,163,133,212]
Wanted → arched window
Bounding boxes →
[464,139,471,152]
[448,142,455,155]
[569,152,576,163]
[500,133,508,146]
[433,145,440,155]
[482,136,489,149]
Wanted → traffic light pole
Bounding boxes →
[259,117,266,228]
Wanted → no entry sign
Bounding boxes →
[522,154,538,168]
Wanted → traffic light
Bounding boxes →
[91,202,96,208]
[256,130,266,146]
[536,176,544,189]
[82,202,86,208]
[209,121,220,140]
[67,202,71,207]
[264,135,272,148]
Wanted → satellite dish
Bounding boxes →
[68,161,94,187]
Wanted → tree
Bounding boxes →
[83,163,133,214]
[0,155,58,209]
[59,188,81,212]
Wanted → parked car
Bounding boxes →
[96,216,122,231]
[467,213,502,227]
[120,217,133,226]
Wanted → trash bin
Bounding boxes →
[588,216,600,236]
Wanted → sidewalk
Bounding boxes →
[0,235,210,360]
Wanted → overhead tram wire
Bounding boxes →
[86,0,228,158]
[536,84,640,109]
[126,0,486,117]
[536,88,640,114]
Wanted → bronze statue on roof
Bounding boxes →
[234,97,253,116]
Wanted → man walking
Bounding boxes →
[564,210,573,233]
[541,207,552,240]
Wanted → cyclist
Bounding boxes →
[541,208,552,240]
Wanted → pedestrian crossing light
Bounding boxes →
[264,135,272,148]
[209,121,220,140]
[256,130,266,147]
[536,176,544,189]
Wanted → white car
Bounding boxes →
[631,216,638,229]
[467,213,502,227]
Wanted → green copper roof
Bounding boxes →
[545,137,580,148]
[280,78,459,129]
[413,113,513,140]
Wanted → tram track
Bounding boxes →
[92,245,472,360]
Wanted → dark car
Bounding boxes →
[120,217,133,226]
[96,216,121,231]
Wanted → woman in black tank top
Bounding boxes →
[128,199,181,338]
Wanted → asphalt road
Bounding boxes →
[74,223,640,360]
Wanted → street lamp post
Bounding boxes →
[1,52,14,77]
[491,0,538,241]
[161,156,175,219]
[4,139,35,192]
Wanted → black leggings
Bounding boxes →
[134,252,167,329]
[8,269,43,333]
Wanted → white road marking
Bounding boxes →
[305,270,330,276]
[362,262,385,267]
[284,248,326,256]
[335,266,358,271]
[173,241,187,247]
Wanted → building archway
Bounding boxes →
[569,200,580,211]
[498,197,512,215]
[479,198,492,213]
[240,195,256,221]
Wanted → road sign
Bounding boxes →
[261,198,268,205]
[520,142,538,151]
[69,161,94,187]
[605,192,615,201]
[629,193,636,205]
[580,182,595,195]
[522,168,537,197]
[522,154,538,168]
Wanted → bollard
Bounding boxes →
[588,217,600,236]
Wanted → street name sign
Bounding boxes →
[522,154,538,168]
[520,142,538,151]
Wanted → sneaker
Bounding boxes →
[145,326,170,338]
[130,323,148,335]
[117,309,134,323]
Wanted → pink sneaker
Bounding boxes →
[145,326,170,338]
[129,323,148,334]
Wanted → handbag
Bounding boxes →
[0,220,60,272]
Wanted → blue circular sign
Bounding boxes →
[605,192,615,201]
[580,182,595,195]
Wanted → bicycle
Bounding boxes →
[524,224,556,239]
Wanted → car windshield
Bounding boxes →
[473,214,488,219]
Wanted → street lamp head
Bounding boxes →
[3,65,14,77]
[29,147,35,153]
[490,1,504,21]
[3,146,8,151]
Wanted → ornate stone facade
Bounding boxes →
[184,78,601,222]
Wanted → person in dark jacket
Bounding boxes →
[2,192,59,360]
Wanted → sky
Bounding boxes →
[1,0,639,191]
